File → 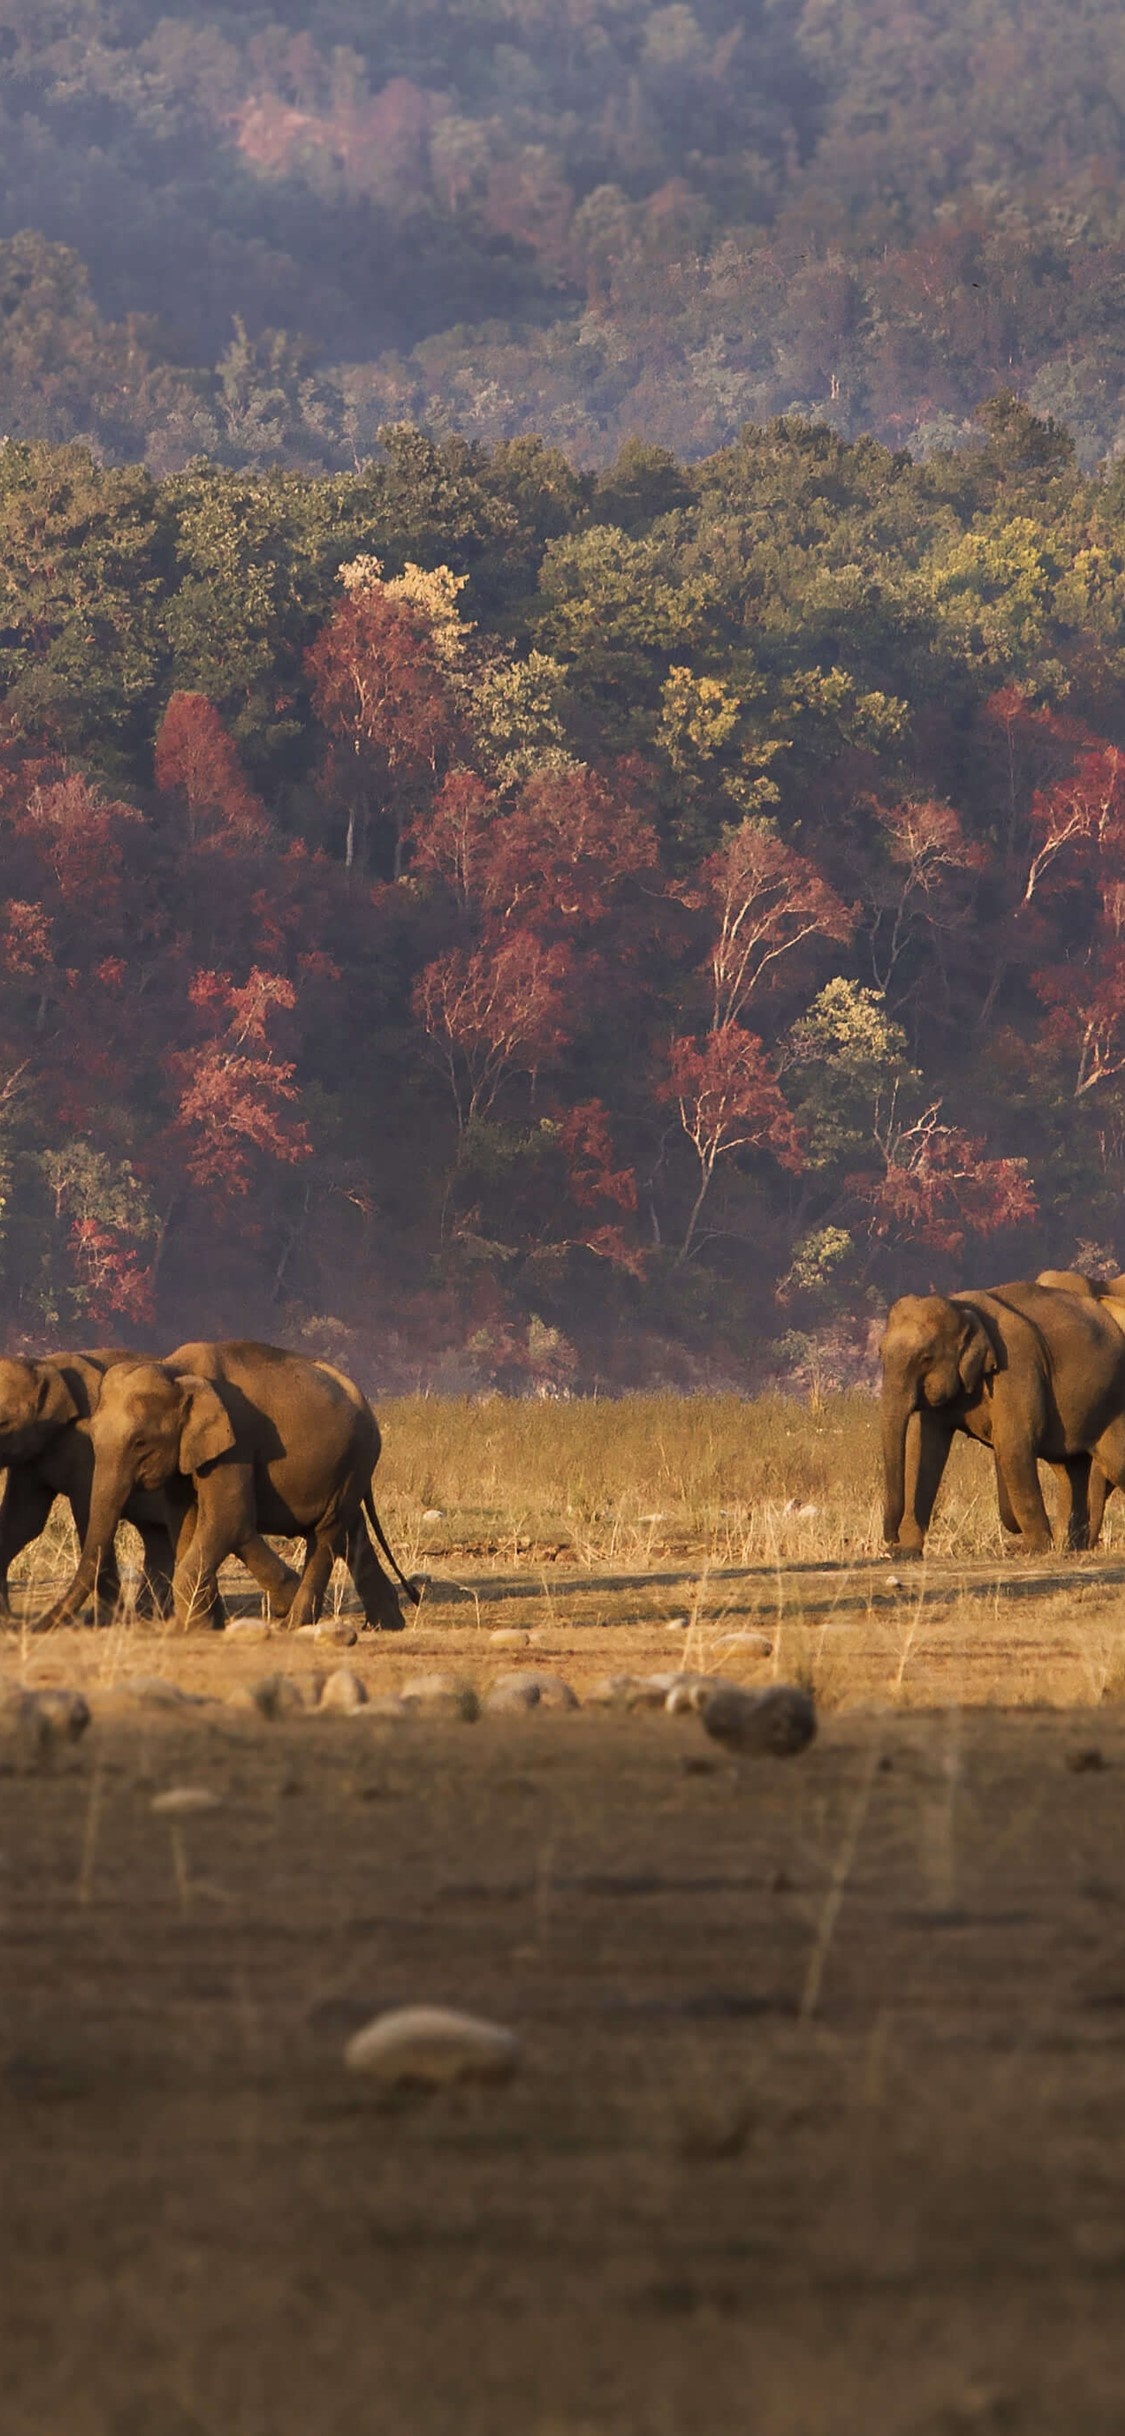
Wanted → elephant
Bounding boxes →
[1020,1271,1125,1547]
[40,1339,419,1633]
[881,1280,1125,1557]
[0,1350,178,1622]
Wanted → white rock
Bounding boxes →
[484,1674,541,1715]
[522,1670,579,1712]
[713,1631,774,1656]
[666,1617,690,1633]
[625,1672,683,1709]
[314,1618,358,1649]
[151,1785,223,1816]
[421,1509,445,1523]
[224,1617,272,1644]
[489,1628,530,1649]
[665,1682,699,1716]
[345,2005,520,2087]
[400,1673,480,1722]
[318,1666,368,1715]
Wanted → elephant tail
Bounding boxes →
[362,1485,423,1605]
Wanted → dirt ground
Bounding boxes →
[7,1553,1125,2436]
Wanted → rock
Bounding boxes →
[151,1785,223,1816]
[123,1675,201,1708]
[314,1618,358,1649]
[1067,1745,1107,1773]
[9,1688,91,1759]
[318,1666,368,1715]
[345,2005,520,2087]
[224,1617,272,1645]
[400,1673,479,1722]
[665,1681,699,1716]
[484,1673,541,1715]
[522,1670,579,1712]
[367,1694,410,1720]
[489,1628,530,1650]
[666,1617,690,1633]
[585,1675,639,1709]
[235,1674,306,1721]
[713,1631,774,1657]
[293,1624,319,1639]
[625,1672,683,1710]
[421,1509,444,1523]
[699,1682,817,1760]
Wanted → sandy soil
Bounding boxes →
[6,1557,1125,2434]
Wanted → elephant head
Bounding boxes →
[59,1362,237,1619]
[879,1294,999,1546]
[0,1356,81,1461]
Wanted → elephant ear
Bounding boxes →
[177,1375,237,1474]
[34,1363,80,1428]
[957,1311,998,1393]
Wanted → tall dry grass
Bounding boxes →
[373,1393,1125,1574]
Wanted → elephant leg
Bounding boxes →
[1088,1464,1112,1548]
[990,1429,1052,1554]
[346,1516,407,1633]
[234,1533,301,1620]
[135,1525,177,1618]
[283,1528,341,1632]
[1057,1456,1092,1552]
[994,1455,1020,1537]
[168,1500,230,1631]
[897,1407,954,1554]
[1089,1417,1125,1513]
[0,1473,56,1623]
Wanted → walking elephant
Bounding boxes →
[0,1350,177,1621]
[39,1340,419,1633]
[881,1280,1125,1557]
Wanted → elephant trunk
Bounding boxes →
[47,1465,132,1623]
[881,1378,915,1548]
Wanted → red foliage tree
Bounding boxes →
[173,968,311,1195]
[680,819,854,1029]
[659,1025,801,1260]
[307,588,460,873]
[855,1102,1037,1255]
[414,935,572,1129]
[154,692,269,844]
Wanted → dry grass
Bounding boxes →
[13,1393,1125,1715]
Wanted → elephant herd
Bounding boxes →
[881,1268,1125,1557]
[0,1339,419,1634]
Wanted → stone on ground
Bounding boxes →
[224,1617,272,1645]
[345,2005,520,2087]
[318,1666,368,1715]
[699,1682,817,1759]
[714,1630,774,1657]
[151,1785,223,1815]
[489,1628,530,1649]
[400,1673,479,1721]
[235,1674,306,1721]
[484,1673,541,1714]
[314,1618,358,1648]
[8,1687,91,1760]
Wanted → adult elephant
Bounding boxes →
[40,1340,418,1633]
[0,1350,177,1622]
[881,1280,1125,1557]
[1022,1271,1125,1547]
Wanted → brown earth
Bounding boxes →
[6,1555,1125,2435]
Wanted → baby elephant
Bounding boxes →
[41,1340,418,1633]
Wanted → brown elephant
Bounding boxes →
[0,1350,178,1621]
[1018,1271,1125,1547]
[881,1280,1125,1557]
[41,1339,418,1632]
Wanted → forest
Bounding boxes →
[0,398,1123,1390]
[3,0,1125,472]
